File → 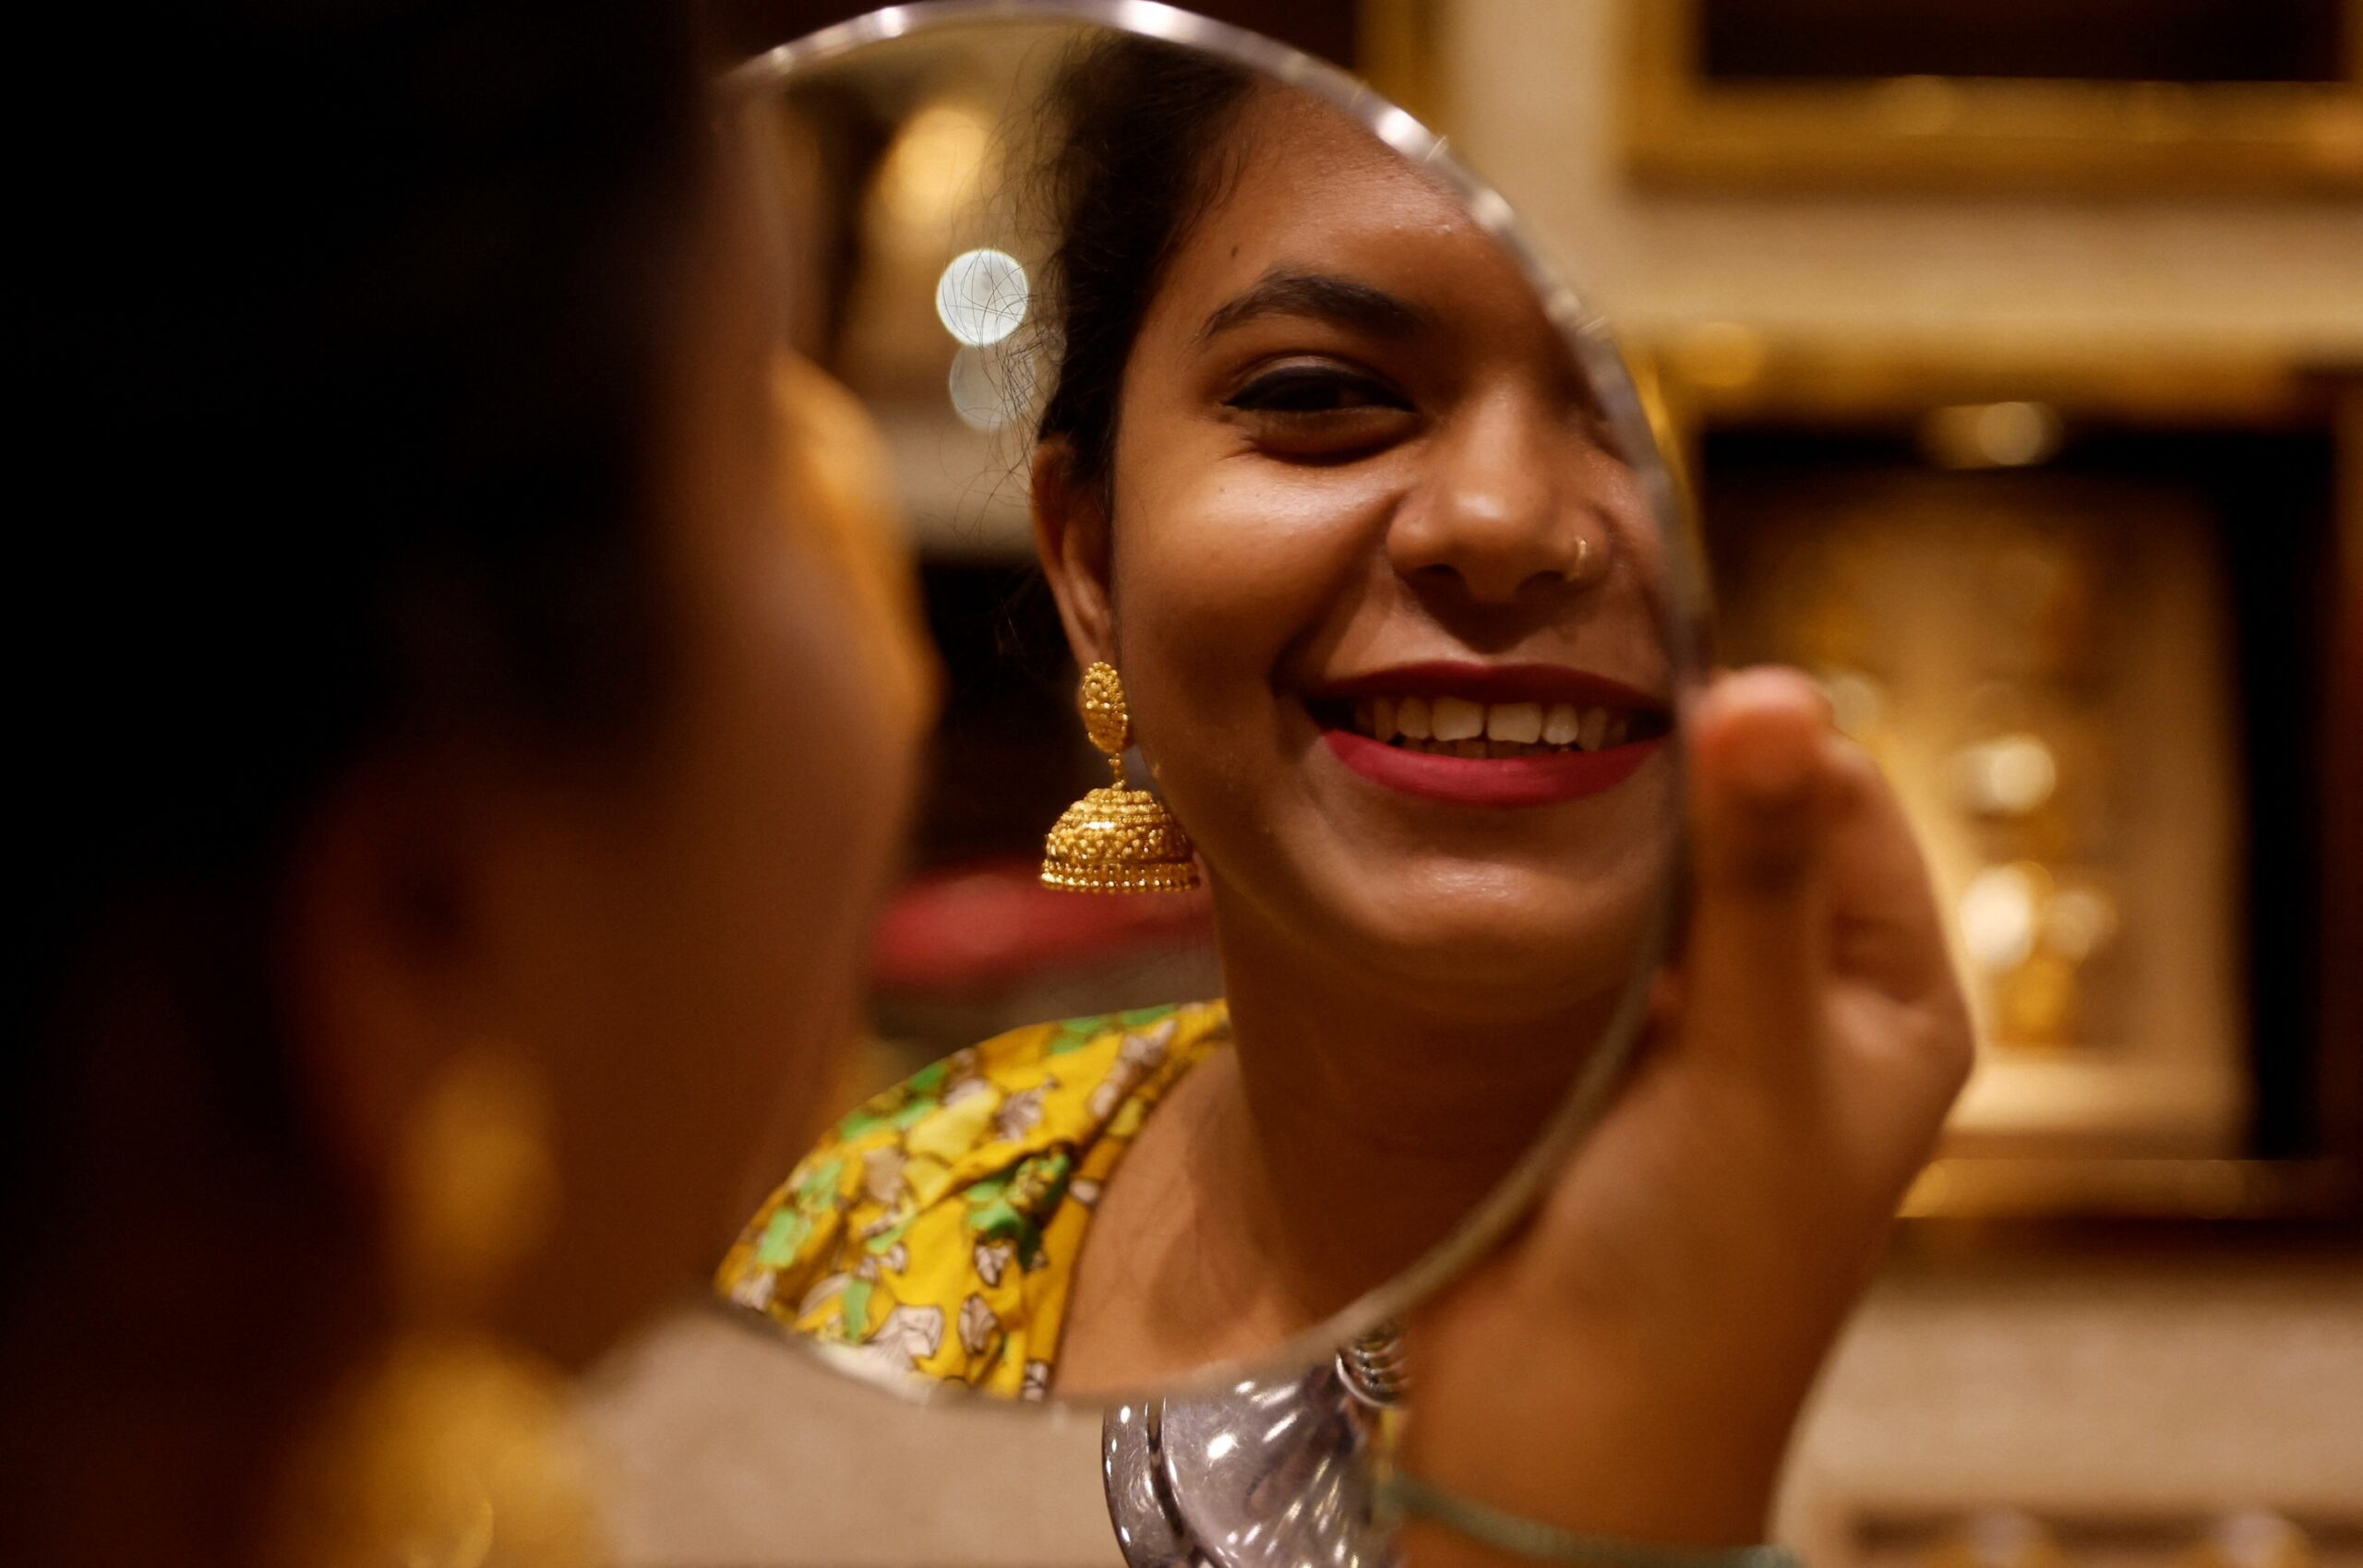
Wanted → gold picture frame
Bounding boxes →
[1623,0,2363,196]
[1636,332,2363,1221]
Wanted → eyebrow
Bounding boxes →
[1194,266,1432,346]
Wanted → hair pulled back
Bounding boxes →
[1033,36,1258,497]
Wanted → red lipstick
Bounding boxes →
[1305,660,1672,808]
[1322,728,1663,808]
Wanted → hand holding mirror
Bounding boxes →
[683,7,1967,1565]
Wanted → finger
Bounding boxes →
[1816,738,1976,1104]
[1818,735,1963,1010]
[1676,666,1835,1062]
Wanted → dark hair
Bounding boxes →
[1034,36,1258,497]
[12,0,713,1234]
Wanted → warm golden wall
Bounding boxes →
[1438,0,2363,360]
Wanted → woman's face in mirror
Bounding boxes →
[1086,87,1673,1021]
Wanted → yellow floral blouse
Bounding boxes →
[716,999,1229,1399]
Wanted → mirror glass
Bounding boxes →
[707,3,1697,1408]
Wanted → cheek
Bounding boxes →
[681,571,912,1106]
[596,556,918,1251]
[1591,454,1672,623]
[1111,449,1400,738]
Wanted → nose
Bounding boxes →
[1385,393,1610,605]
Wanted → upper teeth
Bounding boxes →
[1351,697,1631,752]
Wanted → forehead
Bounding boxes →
[1147,85,1553,350]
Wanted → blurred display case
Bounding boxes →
[1641,334,2362,1219]
[1622,0,2363,194]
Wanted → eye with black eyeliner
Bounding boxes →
[1220,357,1418,460]
[1226,360,1410,414]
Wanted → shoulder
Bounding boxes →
[817,997,1226,1152]
[715,999,1228,1314]
[976,997,1230,1083]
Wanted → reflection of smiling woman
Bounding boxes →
[721,39,1680,1396]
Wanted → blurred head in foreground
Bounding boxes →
[7,1,922,1562]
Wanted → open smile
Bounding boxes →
[1302,662,1672,808]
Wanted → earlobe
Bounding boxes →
[281,748,490,1191]
[1030,439,1117,666]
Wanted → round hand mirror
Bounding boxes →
[711,0,1698,1415]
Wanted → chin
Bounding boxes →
[1346,878,1659,1018]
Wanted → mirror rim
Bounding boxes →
[718,0,1707,1411]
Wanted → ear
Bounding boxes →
[281,745,503,1191]
[1030,438,1116,668]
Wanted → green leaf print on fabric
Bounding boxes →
[1043,1017,1109,1057]
[861,1217,912,1258]
[836,1086,944,1142]
[963,1148,1075,1269]
[841,1276,873,1338]
[1045,1001,1181,1056]
[792,1156,845,1212]
[752,1208,812,1269]
[961,1169,1011,1214]
[961,1173,1038,1262]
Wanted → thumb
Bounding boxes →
[1675,666,1835,1067]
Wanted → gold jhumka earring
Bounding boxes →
[1040,661,1199,893]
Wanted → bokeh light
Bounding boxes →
[935,248,1027,347]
